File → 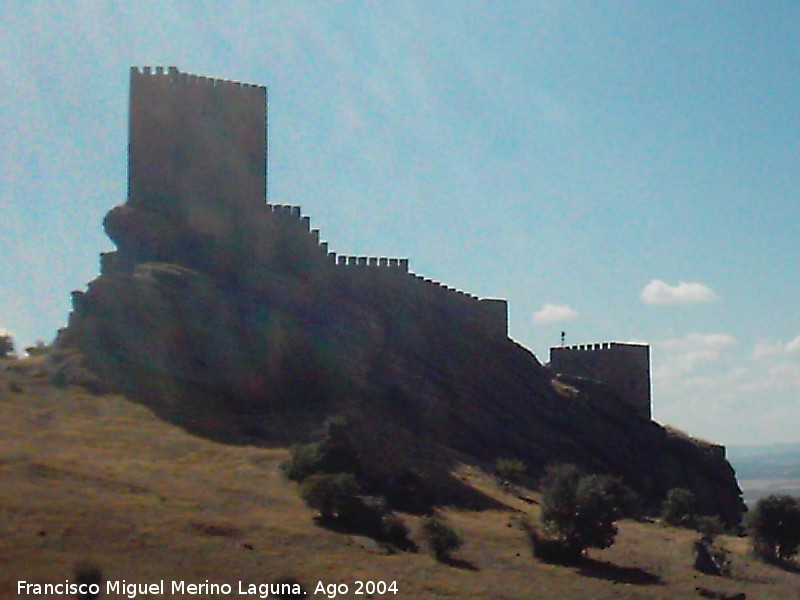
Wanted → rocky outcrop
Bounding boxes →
[54,192,746,524]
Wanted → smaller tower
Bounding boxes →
[549,342,651,420]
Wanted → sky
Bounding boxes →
[2,1,799,446]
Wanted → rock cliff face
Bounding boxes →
[54,194,745,524]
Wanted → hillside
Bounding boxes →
[1,359,795,599]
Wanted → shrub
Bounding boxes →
[339,495,413,548]
[282,423,435,518]
[695,515,725,540]
[540,464,583,530]
[301,478,414,548]
[281,420,360,482]
[422,514,462,561]
[495,458,527,485]
[300,473,361,521]
[662,487,696,527]
[282,442,324,482]
[520,517,583,565]
[746,494,800,564]
[539,464,624,561]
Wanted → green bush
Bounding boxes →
[746,494,800,564]
[300,473,361,521]
[300,476,413,549]
[539,464,624,561]
[495,458,527,485]
[695,515,725,540]
[422,514,463,561]
[281,420,360,482]
[282,442,324,482]
[520,517,583,565]
[662,487,696,527]
[338,495,413,549]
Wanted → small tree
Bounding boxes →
[300,473,360,521]
[281,419,360,482]
[662,487,696,527]
[747,494,800,564]
[695,515,725,540]
[539,464,623,560]
[422,514,462,562]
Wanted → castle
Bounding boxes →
[118,66,509,340]
[94,67,651,419]
[50,67,752,525]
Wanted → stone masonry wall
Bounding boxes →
[261,203,508,340]
[549,343,651,420]
[129,67,266,211]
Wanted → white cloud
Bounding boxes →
[0,327,14,338]
[753,335,800,360]
[659,332,736,352]
[652,332,800,444]
[654,333,736,380]
[640,279,717,305]
[533,303,579,324]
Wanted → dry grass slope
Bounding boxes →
[1,358,797,599]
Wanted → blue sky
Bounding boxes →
[2,1,798,446]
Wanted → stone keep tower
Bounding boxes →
[549,342,651,420]
[128,66,266,211]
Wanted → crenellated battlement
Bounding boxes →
[336,256,410,271]
[255,199,507,337]
[130,66,266,91]
[266,204,302,218]
[256,202,507,336]
[557,342,635,352]
[262,203,413,272]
